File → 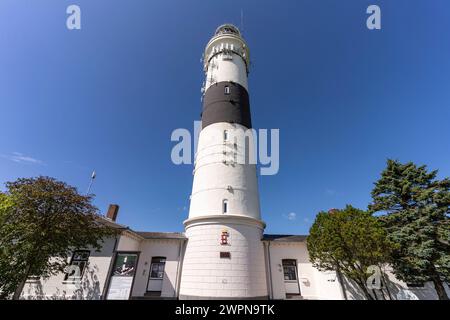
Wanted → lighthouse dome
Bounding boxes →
[214,24,241,37]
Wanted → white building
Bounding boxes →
[20,205,449,300]
[20,25,449,300]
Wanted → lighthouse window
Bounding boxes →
[223,199,228,214]
[224,86,230,95]
[223,130,228,141]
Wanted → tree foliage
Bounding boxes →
[307,205,393,300]
[0,176,118,299]
[369,159,450,300]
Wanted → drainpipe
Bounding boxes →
[101,233,121,300]
[267,242,274,300]
[174,239,186,299]
[263,242,271,299]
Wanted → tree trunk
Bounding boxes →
[12,265,31,300]
[336,267,348,300]
[356,278,374,300]
[380,271,393,300]
[431,274,449,300]
[379,288,387,300]
[372,289,379,300]
[363,287,374,300]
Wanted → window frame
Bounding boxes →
[149,257,166,280]
[223,199,228,214]
[64,250,90,282]
[282,259,298,281]
[406,283,425,288]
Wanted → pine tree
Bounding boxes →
[369,159,450,300]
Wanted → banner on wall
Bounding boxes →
[106,253,138,300]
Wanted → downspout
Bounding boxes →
[267,242,274,300]
[101,232,121,300]
[174,239,187,299]
[263,242,271,299]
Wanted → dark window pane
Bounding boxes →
[283,266,297,280]
[150,258,166,279]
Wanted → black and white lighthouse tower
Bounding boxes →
[179,24,268,299]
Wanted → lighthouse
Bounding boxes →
[179,24,268,299]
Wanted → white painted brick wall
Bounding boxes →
[179,223,268,298]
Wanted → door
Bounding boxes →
[147,257,166,293]
[282,259,301,295]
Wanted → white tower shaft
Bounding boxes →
[179,24,268,299]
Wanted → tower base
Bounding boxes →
[179,215,268,299]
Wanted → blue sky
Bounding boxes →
[1,1,449,235]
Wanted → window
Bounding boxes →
[407,283,424,288]
[223,130,228,141]
[223,199,228,214]
[64,250,90,281]
[26,276,40,283]
[150,257,166,279]
[224,86,230,95]
[112,253,138,276]
[220,252,231,259]
[282,259,298,281]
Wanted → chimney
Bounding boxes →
[106,204,119,221]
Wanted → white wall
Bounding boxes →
[21,234,450,300]
[266,240,450,300]
[180,221,267,299]
[190,123,261,221]
[205,53,248,91]
[131,239,184,298]
[341,267,450,300]
[203,34,249,91]
[116,232,141,251]
[266,241,343,300]
[21,237,117,300]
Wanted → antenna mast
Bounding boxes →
[240,9,244,34]
[86,170,96,195]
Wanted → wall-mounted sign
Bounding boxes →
[106,253,138,300]
[220,230,229,245]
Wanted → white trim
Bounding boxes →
[183,214,266,230]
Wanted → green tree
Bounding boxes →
[369,159,450,300]
[307,205,393,300]
[0,193,23,298]
[0,176,118,299]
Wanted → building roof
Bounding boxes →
[96,215,129,230]
[97,211,306,243]
[262,234,307,242]
[135,231,187,240]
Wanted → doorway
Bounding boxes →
[282,259,301,296]
[146,257,166,294]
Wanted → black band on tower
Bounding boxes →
[202,81,252,129]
